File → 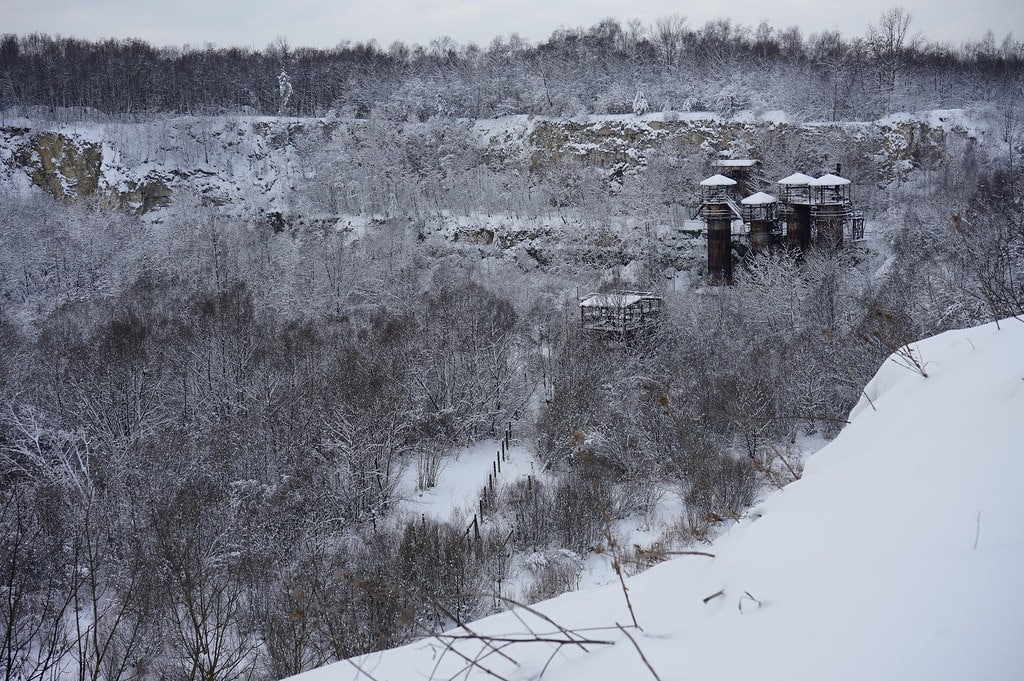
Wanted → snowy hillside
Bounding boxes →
[289,319,1024,681]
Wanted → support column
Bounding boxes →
[787,204,811,253]
[815,216,844,250]
[749,219,772,255]
[707,210,732,284]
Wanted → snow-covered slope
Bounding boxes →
[288,319,1024,681]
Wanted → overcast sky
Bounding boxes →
[2,0,1020,50]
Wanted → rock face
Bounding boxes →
[0,111,976,218]
[527,117,728,170]
[15,131,103,200]
[9,130,176,213]
[119,176,174,213]
[523,114,959,181]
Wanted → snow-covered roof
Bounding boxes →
[777,172,816,185]
[713,159,759,168]
[809,173,851,186]
[579,292,647,308]
[741,191,777,205]
[700,174,737,187]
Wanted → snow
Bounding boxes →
[579,292,646,308]
[777,172,816,185]
[395,439,547,523]
[389,434,688,600]
[877,109,988,139]
[809,172,851,186]
[759,110,790,124]
[740,191,776,205]
[713,159,758,168]
[288,318,1024,681]
[699,173,737,186]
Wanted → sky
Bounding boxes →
[1,0,1020,50]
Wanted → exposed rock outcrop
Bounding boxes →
[15,131,103,200]
[0,111,977,220]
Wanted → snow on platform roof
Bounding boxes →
[580,292,647,308]
[741,191,777,205]
[713,159,759,168]
[777,172,816,185]
[700,174,737,186]
[809,173,851,186]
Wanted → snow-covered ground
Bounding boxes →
[391,437,688,597]
[288,318,1024,681]
[395,439,549,524]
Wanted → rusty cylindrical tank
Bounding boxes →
[707,209,732,283]
[786,204,811,253]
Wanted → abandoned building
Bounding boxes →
[578,162,866,334]
[700,164,865,283]
[698,173,742,283]
[578,290,663,336]
[741,191,779,256]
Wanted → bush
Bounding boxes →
[523,550,583,604]
[396,517,485,626]
[683,453,759,523]
[551,456,620,553]
[506,476,555,550]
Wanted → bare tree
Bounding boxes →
[71,507,155,681]
[0,488,76,681]
[866,6,919,110]
[651,15,688,71]
[154,517,260,681]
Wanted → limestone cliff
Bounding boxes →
[14,131,103,200]
[0,111,981,220]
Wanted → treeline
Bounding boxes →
[2,10,1023,121]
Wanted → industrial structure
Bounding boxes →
[699,173,741,283]
[713,159,761,197]
[778,172,815,252]
[741,192,779,256]
[698,162,865,283]
[578,162,866,335]
[579,291,662,337]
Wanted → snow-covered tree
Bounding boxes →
[277,69,293,115]
[632,87,650,116]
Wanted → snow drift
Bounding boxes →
[288,318,1024,681]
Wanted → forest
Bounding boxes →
[1,9,1023,122]
[1,9,1024,681]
